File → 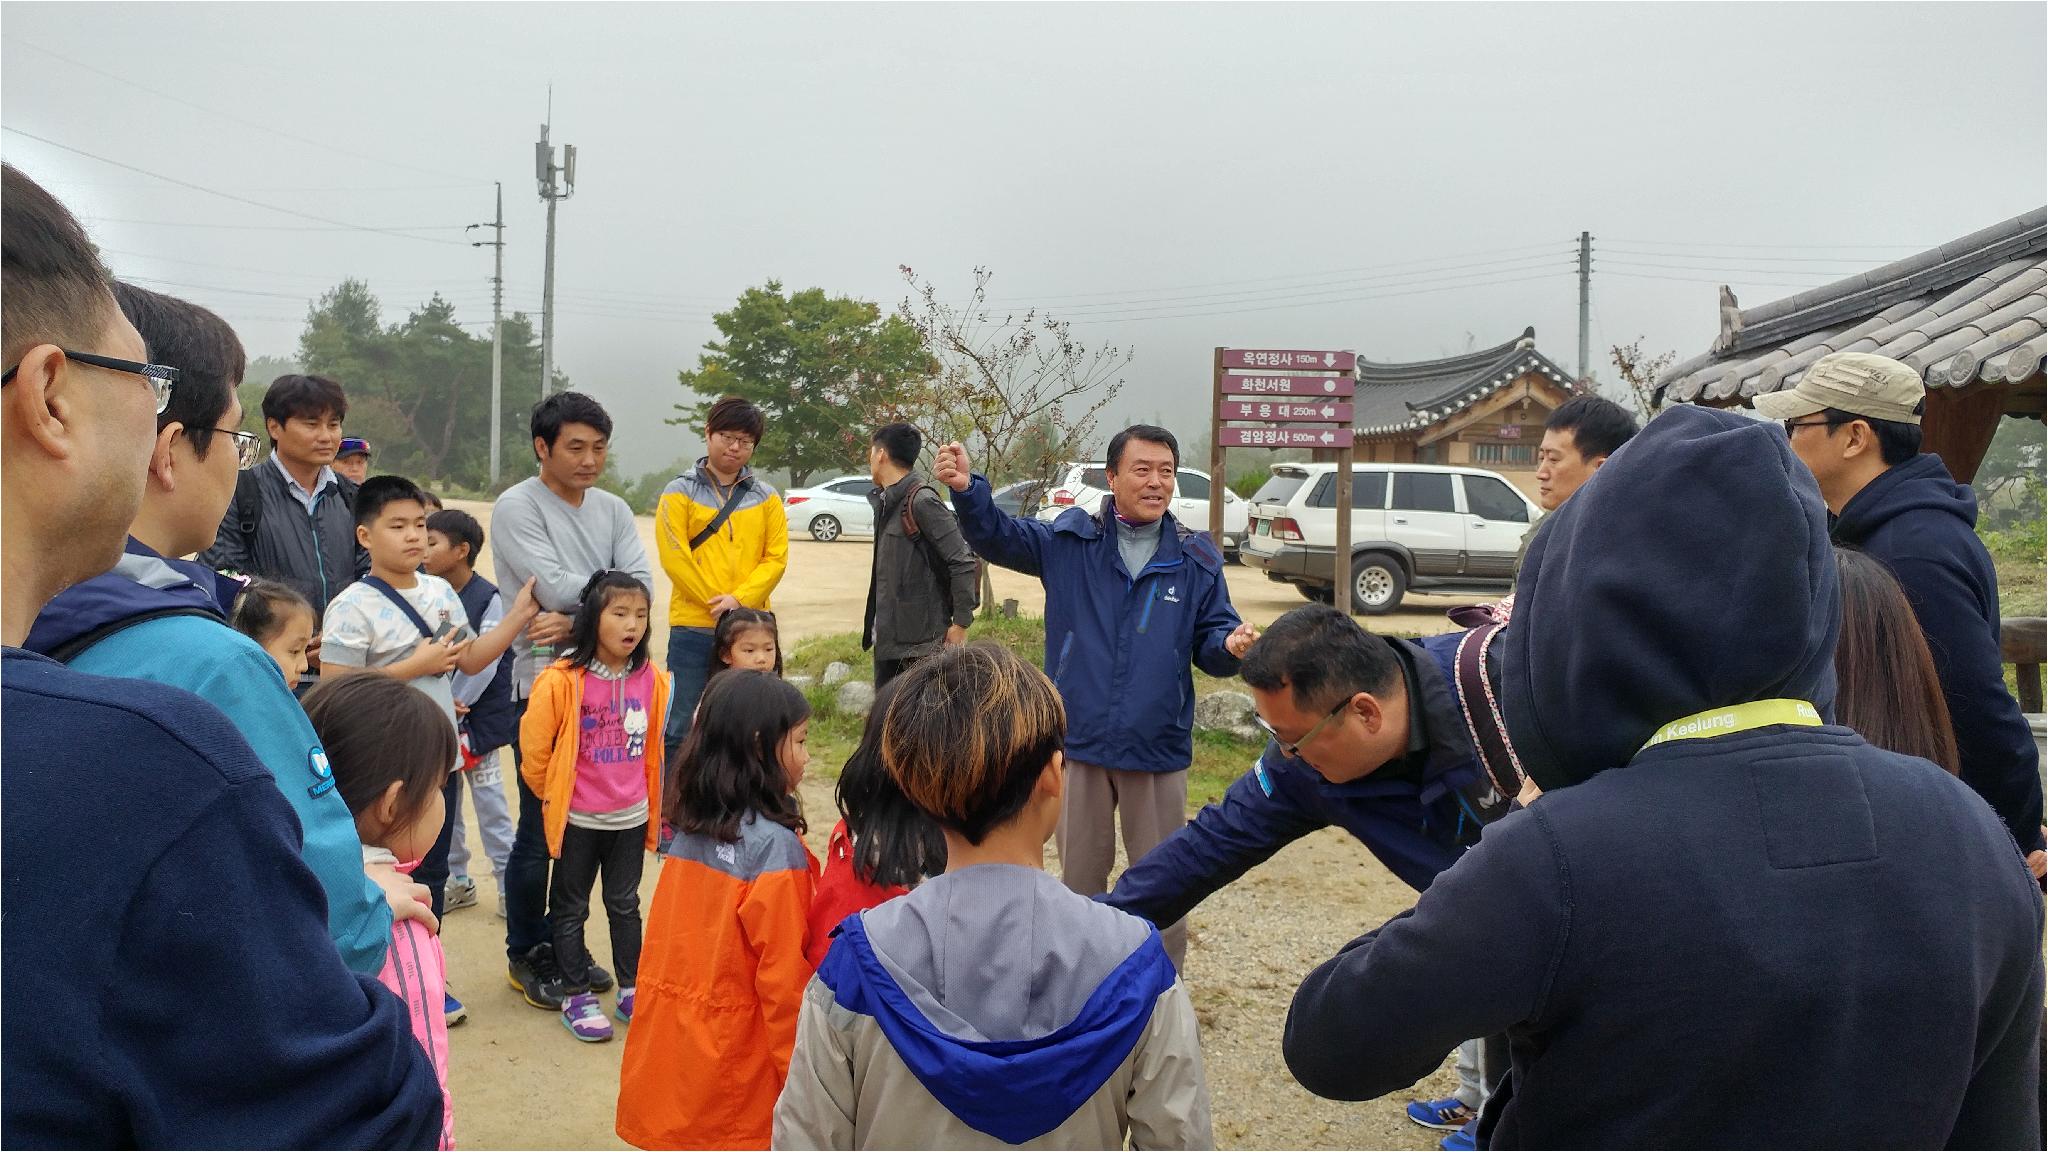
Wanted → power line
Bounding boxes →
[7,38,490,186]
[984,241,1572,304]
[1042,262,1574,322]
[2,126,473,246]
[1081,269,1574,325]
[1598,258,1858,278]
[1602,237,1933,251]
[1599,270,1829,288]
[1004,253,1573,316]
[1600,246,1904,265]
[83,216,473,232]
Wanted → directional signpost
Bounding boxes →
[1211,347,1360,615]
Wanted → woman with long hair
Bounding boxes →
[1833,546,1959,776]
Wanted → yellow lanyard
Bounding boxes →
[1639,698,1822,755]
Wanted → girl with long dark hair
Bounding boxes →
[1833,546,1960,776]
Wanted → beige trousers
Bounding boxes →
[1056,761,1189,969]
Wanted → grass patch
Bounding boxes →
[788,613,1270,814]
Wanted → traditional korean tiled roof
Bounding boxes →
[1354,327,1576,437]
[1656,208,2047,406]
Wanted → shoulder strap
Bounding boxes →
[688,477,752,550]
[902,485,955,615]
[48,606,219,664]
[234,468,265,540]
[361,576,435,639]
[1452,621,1523,800]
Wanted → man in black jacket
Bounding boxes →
[862,422,978,687]
[1758,351,2045,876]
[1282,404,2043,1148]
[200,372,368,621]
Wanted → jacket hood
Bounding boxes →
[1832,452,1978,544]
[25,538,244,658]
[1501,405,1840,791]
[814,865,1176,1144]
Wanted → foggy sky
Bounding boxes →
[4,2,2043,478]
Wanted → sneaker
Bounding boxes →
[1441,1118,1478,1152]
[444,991,468,1027]
[495,889,507,920]
[507,943,567,1011]
[614,986,635,1024]
[588,963,615,994]
[1405,1098,1475,1132]
[444,875,478,912]
[561,992,613,1042]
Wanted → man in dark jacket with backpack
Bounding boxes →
[199,372,367,621]
[864,423,979,688]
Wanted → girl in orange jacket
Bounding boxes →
[519,571,670,1044]
[616,669,817,1151]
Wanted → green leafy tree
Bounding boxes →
[670,281,936,488]
[296,279,553,492]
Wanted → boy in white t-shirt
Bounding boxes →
[321,476,535,720]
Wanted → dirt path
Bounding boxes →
[441,498,1460,1149]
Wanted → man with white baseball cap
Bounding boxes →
[1758,351,2045,877]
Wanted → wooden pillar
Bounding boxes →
[1921,384,2009,484]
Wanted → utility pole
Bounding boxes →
[467,183,506,488]
[535,93,576,398]
[1577,231,1593,385]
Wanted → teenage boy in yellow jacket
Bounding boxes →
[656,396,787,759]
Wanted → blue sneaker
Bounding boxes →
[444,990,468,1027]
[1405,1097,1474,1132]
[1441,1118,1478,1151]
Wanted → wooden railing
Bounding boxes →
[2004,617,2045,713]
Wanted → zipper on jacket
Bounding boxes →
[308,489,330,607]
[1136,581,1161,634]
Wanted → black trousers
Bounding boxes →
[548,822,647,993]
[412,770,463,919]
[504,699,553,963]
[873,654,932,690]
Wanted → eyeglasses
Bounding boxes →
[205,427,262,470]
[0,349,180,414]
[1782,418,1835,437]
[710,430,757,451]
[1253,696,1351,760]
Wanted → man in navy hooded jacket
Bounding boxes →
[2,171,441,1150]
[936,427,1258,968]
[1757,350,2045,872]
[1282,404,2044,1148]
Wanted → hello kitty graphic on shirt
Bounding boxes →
[623,701,648,759]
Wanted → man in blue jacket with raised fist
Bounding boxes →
[936,425,1257,968]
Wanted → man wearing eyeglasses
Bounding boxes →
[1,166,440,1148]
[1103,602,1509,962]
[1758,351,2044,881]
[27,281,426,983]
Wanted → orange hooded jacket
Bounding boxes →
[518,659,670,858]
[616,813,818,1150]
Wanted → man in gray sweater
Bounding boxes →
[491,391,651,1010]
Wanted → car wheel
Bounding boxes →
[1297,583,1334,604]
[808,514,842,542]
[1350,553,1407,615]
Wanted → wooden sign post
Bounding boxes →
[1211,347,1360,614]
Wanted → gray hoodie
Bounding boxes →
[773,864,1212,1150]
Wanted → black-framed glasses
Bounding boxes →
[205,427,261,470]
[1,349,179,414]
[1253,696,1351,760]
[1782,417,1835,437]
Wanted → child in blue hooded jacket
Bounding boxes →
[774,644,1211,1150]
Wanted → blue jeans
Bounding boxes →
[663,626,717,764]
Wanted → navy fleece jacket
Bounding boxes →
[1,649,442,1149]
[1833,452,2044,854]
[1282,406,2044,1149]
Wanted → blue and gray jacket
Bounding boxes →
[1105,630,1499,931]
[25,539,391,975]
[951,477,1244,774]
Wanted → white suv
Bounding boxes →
[1034,461,1250,559]
[1243,462,1541,613]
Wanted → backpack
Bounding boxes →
[898,484,958,618]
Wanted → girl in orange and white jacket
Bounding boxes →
[520,571,670,1044]
[616,668,818,1151]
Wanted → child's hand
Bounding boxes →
[510,577,540,623]
[366,860,440,936]
[401,635,462,678]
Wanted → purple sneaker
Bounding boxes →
[561,992,613,1043]
[614,986,635,1024]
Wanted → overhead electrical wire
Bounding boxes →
[984,240,1571,303]
[2,126,473,246]
[6,37,491,186]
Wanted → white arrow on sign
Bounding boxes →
[1320,406,1336,417]
[1323,352,1337,367]
[1320,431,1336,444]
